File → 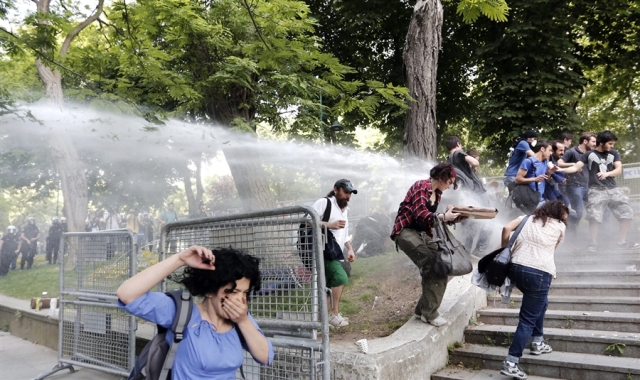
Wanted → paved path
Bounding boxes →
[0,331,122,380]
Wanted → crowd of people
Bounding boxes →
[1,129,638,379]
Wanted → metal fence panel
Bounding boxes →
[161,206,331,380]
[36,230,137,379]
[61,230,136,296]
[58,299,135,376]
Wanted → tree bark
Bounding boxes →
[49,134,88,234]
[222,143,276,212]
[403,0,443,161]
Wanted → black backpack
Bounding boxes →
[297,198,344,270]
[129,290,193,380]
[512,158,540,214]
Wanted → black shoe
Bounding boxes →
[618,241,640,250]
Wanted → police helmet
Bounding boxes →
[52,216,60,224]
[7,226,17,235]
[27,217,35,224]
[60,217,67,223]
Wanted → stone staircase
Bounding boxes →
[432,246,640,380]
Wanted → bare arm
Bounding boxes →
[558,161,584,174]
[116,246,215,304]
[465,155,480,168]
[515,167,547,185]
[501,218,522,247]
[598,160,622,179]
[525,150,535,157]
[557,159,574,168]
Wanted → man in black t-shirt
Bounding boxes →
[445,136,492,256]
[563,130,639,251]
[558,132,596,234]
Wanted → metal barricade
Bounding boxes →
[161,206,331,380]
[36,230,137,379]
[620,163,640,212]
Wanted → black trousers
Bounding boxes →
[20,243,37,269]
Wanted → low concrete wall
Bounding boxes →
[330,273,487,380]
[1,273,486,379]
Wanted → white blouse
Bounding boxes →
[510,216,565,277]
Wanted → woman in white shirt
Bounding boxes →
[499,200,569,380]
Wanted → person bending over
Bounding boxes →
[500,200,569,379]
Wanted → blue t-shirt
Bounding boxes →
[119,292,274,380]
[505,140,533,177]
[519,157,548,202]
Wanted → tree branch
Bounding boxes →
[240,0,270,51]
[59,0,105,55]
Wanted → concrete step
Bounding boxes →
[555,252,640,261]
[553,270,640,283]
[554,260,640,271]
[432,367,561,380]
[449,344,640,380]
[465,325,640,358]
[511,283,640,297]
[488,295,640,313]
[476,309,640,333]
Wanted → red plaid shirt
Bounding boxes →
[390,179,441,240]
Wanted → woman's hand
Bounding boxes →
[178,246,216,270]
[222,294,248,324]
[443,208,462,223]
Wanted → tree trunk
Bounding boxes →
[403,0,443,161]
[35,61,64,106]
[222,144,276,212]
[49,134,88,234]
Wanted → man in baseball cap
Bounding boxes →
[334,179,358,194]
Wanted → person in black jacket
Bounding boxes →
[0,226,22,277]
[20,217,40,270]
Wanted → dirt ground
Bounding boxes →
[328,250,422,344]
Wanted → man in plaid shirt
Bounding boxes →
[391,163,464,327]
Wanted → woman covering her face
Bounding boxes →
[117,246,274,379]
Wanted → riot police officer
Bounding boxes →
[0,226,22,277]
[46,217,63,264]
[20,217,40,270]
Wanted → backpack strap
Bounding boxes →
[525,157,539,192]
[159,289,193,380]
[507,215,530,249]
[322,197,332,222]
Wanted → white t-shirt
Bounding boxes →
[311,196,350,250]
[510,215,565,277]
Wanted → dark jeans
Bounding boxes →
[566,185,588,229]
[506,264,552,363]
[395,228,448,320]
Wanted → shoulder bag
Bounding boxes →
[432,216,472,277]
[512,158,540,214]
[478,215,530,286]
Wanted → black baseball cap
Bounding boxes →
[334,179,358,194]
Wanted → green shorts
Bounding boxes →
[324,259,348,288]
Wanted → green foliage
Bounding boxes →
[604,342,626,356]
[455,0,510,23]
[63,0,410,142]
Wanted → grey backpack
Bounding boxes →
[129,289,193,380]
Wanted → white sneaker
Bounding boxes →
[427,316,448,327]
[329,313,349,328]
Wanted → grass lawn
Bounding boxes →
[0,256,60,299]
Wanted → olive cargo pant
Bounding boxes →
[395,228,448,320]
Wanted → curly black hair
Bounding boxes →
[173,247,261,301]
[532,200,569,227]
[430,162,458,190]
